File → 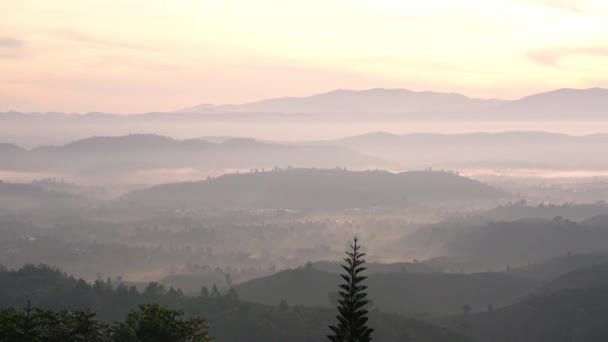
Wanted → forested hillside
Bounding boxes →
[235,266,537,314]
[118,169,503,211]
[0,264,468,342]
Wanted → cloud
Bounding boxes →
[0,38,24,59]
[377,13,418,23]
[538,0,587,13]
[0,38,23,48]
[528,46,608,67]
[52,30,154,51]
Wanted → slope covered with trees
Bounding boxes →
[235,266,537,314]
[0,264,468,342]
[469,287,608,342]
[118,169,503,211]
[0,134,385,179]
[443,217,608,270]
[0,303,213,342]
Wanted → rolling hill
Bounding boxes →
[179,88,503,114]
[116,169,504,211]
[0,181,88,213]
[2,87,607,147]
[235,267,537,314]
[0,135,387,182]
[499,87,608,119]
[330,131,608,169]
[469,286,608,342]
[399,211,608,272]
[512,252,608,281]
[442,217,608,271]
[541,263,608,293]
[0,264,471,342]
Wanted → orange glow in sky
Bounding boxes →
[1,0,607,113]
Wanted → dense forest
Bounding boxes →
[117,168,503,211]
[5,251,608,341]
[235,266,537,314]
[0,264,469,342]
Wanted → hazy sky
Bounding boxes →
[1,0,607,113]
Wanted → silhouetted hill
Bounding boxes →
[581,213,608,226]
[484,202,608,221]
[35,134,214,154]
[512,252,608,281]
[3,87,608,147]
[542,263,608,293]
[398,217,488,261]
[0,181,87,212]
[400,210,608,272]
[0,143,25,156]
[235,267,537,314]
[443,217,608,270]
[331,131,608,169]
[181,87,608,120]
[116,169,504,211]
[0,135,386,180]
[500,87,608,119]
[180,88,503,114]
[469,287,608,342]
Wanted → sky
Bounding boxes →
[1,0,607,113]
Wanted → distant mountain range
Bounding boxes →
[5,131,608,185]
[179,87,608,117]
[2,87,607,118]
[0,134,386,182]
[179,88,505,114]
[328,131,608,169]
[2,87,607,147]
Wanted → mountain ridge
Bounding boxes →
[3,87,606,117]
[179,87,607,115]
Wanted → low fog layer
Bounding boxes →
[4,131,608,187]
[3,88,608,342]
[3,87,608,147]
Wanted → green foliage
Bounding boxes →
[110,304,212,342]
[0,303,108,342]
[0,264,467,342]
[0,303,212,342]
[328,237,374,342]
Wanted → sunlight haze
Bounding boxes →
[1,0,608,113]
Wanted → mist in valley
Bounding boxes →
[4,90,608,341]
[3,1,608,341]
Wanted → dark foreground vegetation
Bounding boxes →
[5,250,608,341]
[0,264,468,342]
[0,303,212,342]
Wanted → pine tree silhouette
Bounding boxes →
[328,237,374,342]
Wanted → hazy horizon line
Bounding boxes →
[3,86,606,116]
[6,130,608,150]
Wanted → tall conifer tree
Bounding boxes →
[328,237,374,342]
